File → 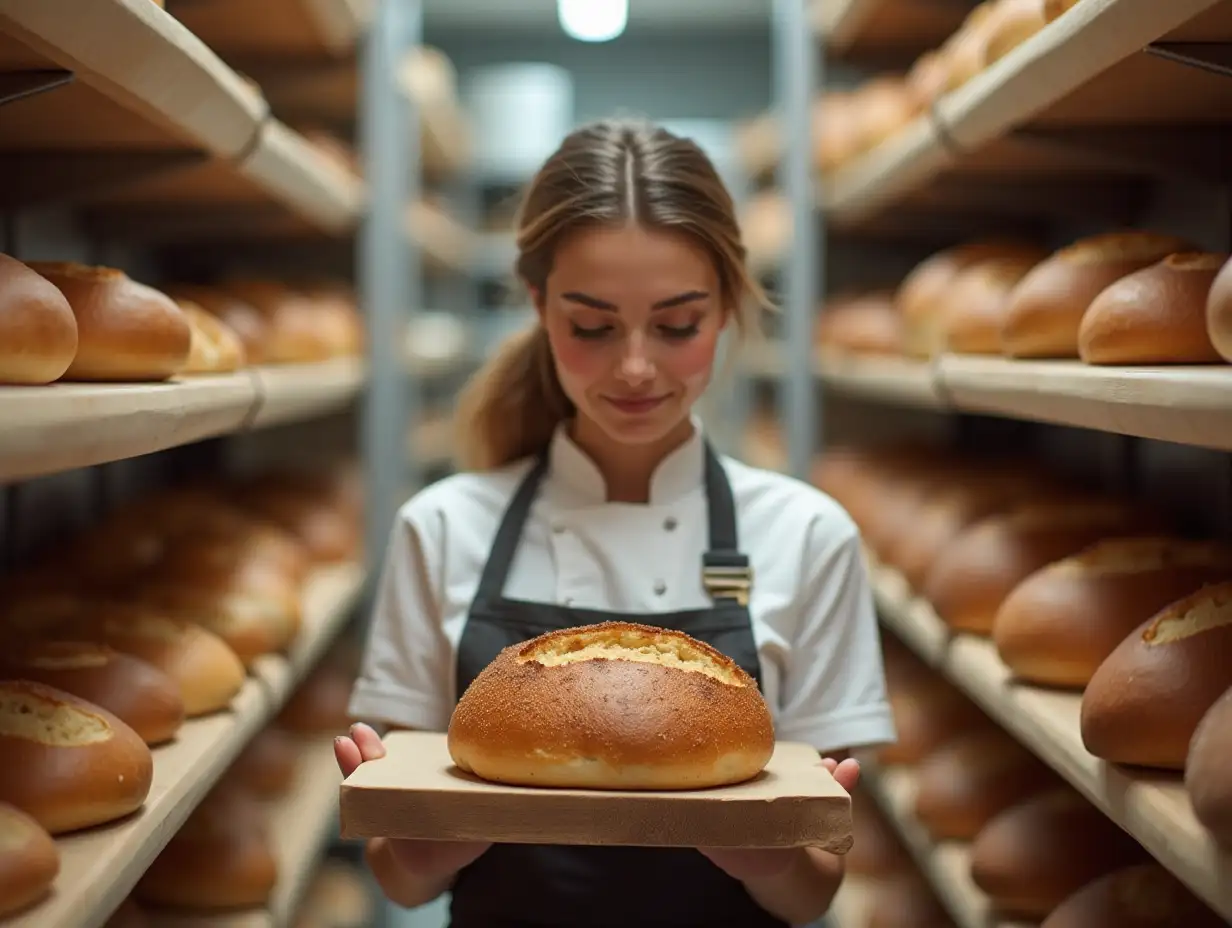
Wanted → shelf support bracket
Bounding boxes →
[1145,42,1232,80]
[0,68,72,109]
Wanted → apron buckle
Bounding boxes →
[702,565,753,606]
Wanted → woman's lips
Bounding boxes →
[605,395,669,415]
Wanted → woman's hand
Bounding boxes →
[336,723,492,889]
[698,756,861,882]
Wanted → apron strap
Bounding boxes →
[472,454,550,604]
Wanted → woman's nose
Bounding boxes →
[617,333,656,384]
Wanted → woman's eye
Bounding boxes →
[570,322,613,340]
[659,323,700,339]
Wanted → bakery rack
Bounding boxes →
[0,0,474,926]
[744,0,1232,926]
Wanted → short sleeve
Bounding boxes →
[775,514,897,755]
[347,507,453,732]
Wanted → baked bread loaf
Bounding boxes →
[816,291,903,357]
[27,262,192,381]
[970,789,1148,920]
[0,639,185,746]
[178,300,247,373]
[1204,253,1232,363]
[993,536,1232,688]
[0,253,78,385]
[224,280,336,363]
[1041,862,1226,928]
[1078,252,1227,364]
[1001,232,1195,358]
[867,872,955,928]
[229,725,299,797]
[136,783,277,910]
[0,802,59,918]
[235,484,359,564]
[164,285,269,364]
[943,253,1044,354]
[1185,685,1232,849]
[879,675,989,766]
[1043,0,1081,20]
[923,499,1150,635]
[982,0,1048,65]
[1080,581,1232,769]
[941,2,1001,92]
[448,622,775,790]
[0,680,154,834]
[913,728,1056,841]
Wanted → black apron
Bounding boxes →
[447,442,789,928]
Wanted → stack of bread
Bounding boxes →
[0,255,366,387]
[814,442,1232,868]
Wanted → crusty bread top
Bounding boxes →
[0,681,114,746]
[26,261,128,284]
[1142,582,1232,646]
[1054,537,1232,576]
[515,622,754,688]
[6,640,115,671]
[1056,232,1193,265]
[1163,252,1227,272]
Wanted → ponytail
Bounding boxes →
[454,323,574,471]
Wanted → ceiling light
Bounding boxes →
[557,0,628,43]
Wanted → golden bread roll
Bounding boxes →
[914,728,1056,841]
[941,2,1000,92]
[982,0,1048,66]
[154,533,303,600]
[278,664,356,735]
[0,639,185,746]
[942,253,1045,354]
[224,280,336,363]
[993,536,1232,688]
[178,300,247,373]
[448,622,775,790]
[0,802,59,918]
[971,789,1148,920]
[848,790,910,877]
[236,487,359,564]
[851,77,919,154]
[861,463,970,561]
[1043,0,1081,20]
[1041,862,1226,928]
[814,93,859,172]
[26,262,192,381]
[164,285,269,364]
[868,872,955,928]
[1078,252,1227,364]
[879,675,990,766]
[229,725,299,797]
[816,291,902,356]
[136,784,277,911]
[1001,232,1195,358]
[0,253,78,385]
[0,680,154,834]
[1185,685,1232,849]
[905,50,950,110]
[1080,581,1232,769]
[922,499,1150,635]
[1204,253,1232,363]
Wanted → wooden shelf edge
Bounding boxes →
[868,562,1232,922]
[249,359,367,430]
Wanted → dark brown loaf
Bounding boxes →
[1080,581,1232,770]
[1001,232,1195,358]
[0,253,78,385]
[1041,862,1227,928]
[1205,253,1232,363]
[0,639,185,746]
[879,675,990,766]
[448,621,775,790]
[913,728,1056,841]
[26,262,192,381]
[0,680,154,834]
[993,536,1232,688]
[1185,686,1232,849]
[970,788,1148,920]
[0,802,59,918]
[848,789,910,877]
[1078,252,1227,364]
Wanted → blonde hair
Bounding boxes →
[456,118,771,471]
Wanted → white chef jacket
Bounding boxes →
[349,419,897,756]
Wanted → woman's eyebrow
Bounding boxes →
[560,290,710,311]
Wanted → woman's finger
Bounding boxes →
[833,757,862,792]
[334,736,363,778]
[351,722,388,762]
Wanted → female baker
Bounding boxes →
[336,119,896,927]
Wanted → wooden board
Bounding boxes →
[340,731,853,852]
[818,352,946,409]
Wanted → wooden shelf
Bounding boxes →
[0,359,367,486]
[170,0,372,60]
[818,351,946,409]
[868,561,1232,923]
[822,0,1232,227]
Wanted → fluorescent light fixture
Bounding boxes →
[557,0,628,42]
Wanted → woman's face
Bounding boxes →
[534,224,728,449]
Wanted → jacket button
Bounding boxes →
[664,517,677,531]
[653,580,667,596]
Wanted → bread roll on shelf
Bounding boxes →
[229,726,299,799]
[1080,582,1232,770]
[1186,687,1232,850]
[0,254,79,386]
[0,803,59,919]
[163,287,269,366]
[1077,253,1228,365]
[879,672,991,767]
[178,303,247,375]
[1041,862,1227,928]
[1205,254,1232,364]
[993,536,1232,688]
[982,0,1049,66]
[943,253,1045,355]
[816,291,903,357]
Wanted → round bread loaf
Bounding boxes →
[816,291,903,357]
[941,2,1000,92]
[0,253,78,385]
[136,784,277,910]
[0,680,154,834]
[177,300,247,373]
[236,486,358,564]
[993,536,1232,688]
[970,789,1148,920]
[1001,232,1194,358]
[1185,686,1232,849]
[879,675,989,766]
[1204,253,1232,363]
[1078,252,1227,364]
[0,802,59,918]
[1080,581,1232,769]
[164,285,269,364]
[942,253,1044,354]
[26,262,192,381]
[0,639,185,746]
[914,728,1056,841]
[1041,862,1226,928]
[850,77,918,154]
[1043,0,1081,20]
[982,0,1048,65]
[448,622,775,790]
[224,280,335,363]
[229,725,299,797]
[868,871,954,928]
[922,499,1150,635]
